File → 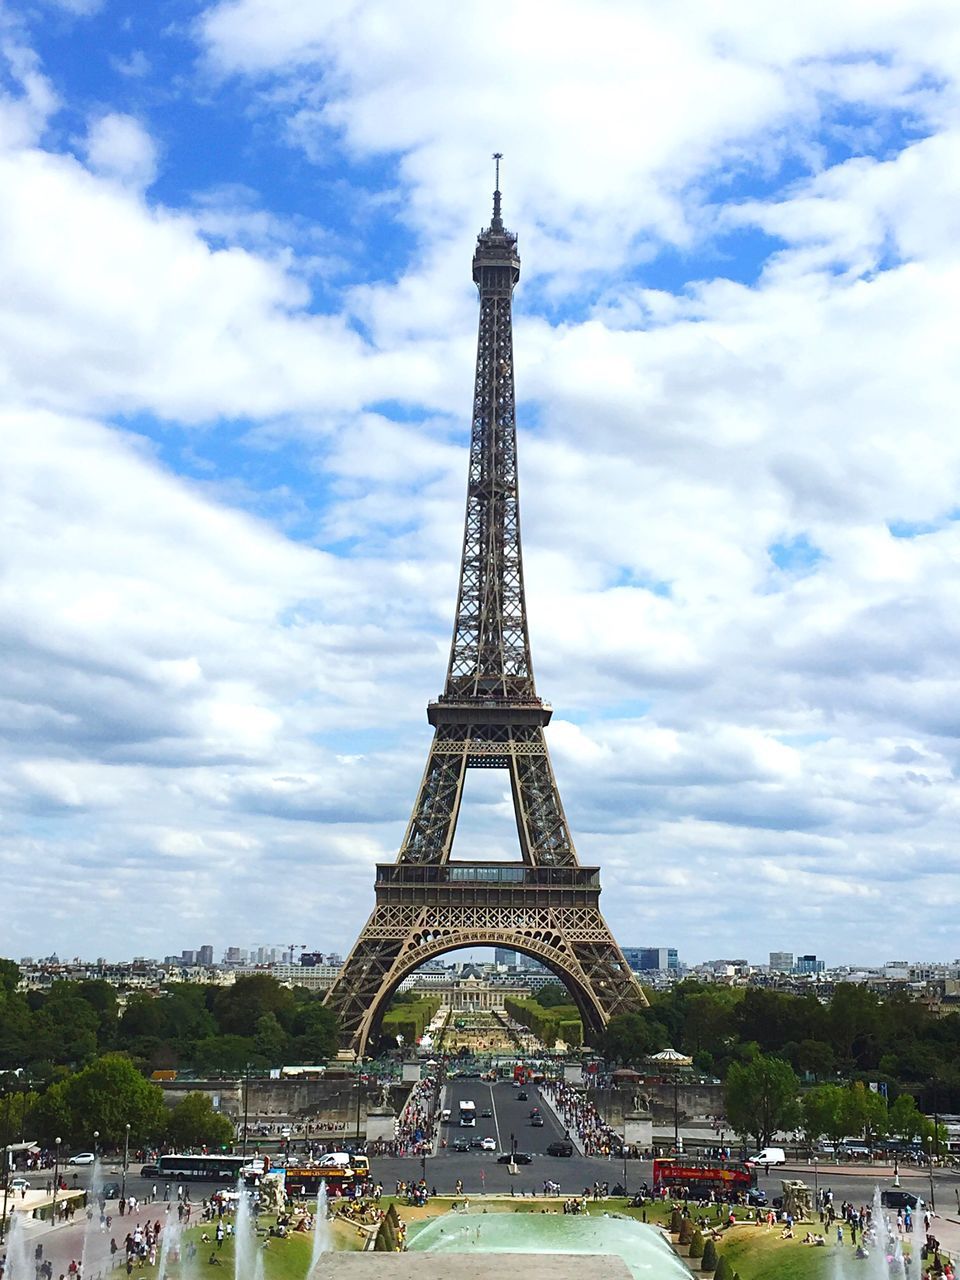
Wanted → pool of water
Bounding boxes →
[407,1211,690,1280]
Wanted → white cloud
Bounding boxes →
[83,112,157,188]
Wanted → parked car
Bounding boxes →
[140,1165,160,1178]
[10,1177,30,1192]
[497,1152,533,1165]
[68,1153,96,1166]
[481,1137,496,1151]
[746,1188,768,1206]
[547,1141,574,1157]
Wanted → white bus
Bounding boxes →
[459,1101,476,1128]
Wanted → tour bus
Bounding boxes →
[147,1154,268,1184]
[652,1157,756,1197]
[459,1100,477,1128]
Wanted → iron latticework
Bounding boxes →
[325,164,647,1054]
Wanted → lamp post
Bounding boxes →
[355,1058,364,1144]
[893,1151,900,1188]
[926,1136,936,1211]
[52,1136,61,1225]
[241,1062,251,1158]
[1,1086,12,1245]
[121,1123,130,1201]
[813,1156,819,1204]
[93,1130,99,1161]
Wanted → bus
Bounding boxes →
[148,1154,268,1183]
[652,1157,756,1197]
[459,1100,476,1128]
[277,1163,366,1195]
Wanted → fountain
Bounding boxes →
[158,1212,183,1280]
[408,1212,691,1280]
[234,1180,257,1280]
[3,1205,32,1280]
[80,1157,105,1280]
[308,1180,332,1276]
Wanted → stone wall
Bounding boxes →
[585,1082,724,1128]
[159,1078,409,1125]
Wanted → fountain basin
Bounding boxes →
[406,1211,689,1280]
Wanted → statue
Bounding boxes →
[780,1180,813,1222]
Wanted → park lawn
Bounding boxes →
[714,1225,838,1280]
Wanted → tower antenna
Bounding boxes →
[492,151,503,229]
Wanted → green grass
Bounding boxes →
[704,1226,839,1280]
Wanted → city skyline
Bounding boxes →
[2,3,960,961]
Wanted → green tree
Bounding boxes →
[802,1084,843,1145]
[724,1054,800,1148]
[192,1036,255,1075]
[32,1054,166,1147]
[795,1039,835,1081]
[888,1092,923,1141]
[537,985,570,1008]
[252,1013,288,1067]
[599,1013,668,1065]
[213,977,295,1037]
[166,1092,234,1149]
[290,1002,338,1063]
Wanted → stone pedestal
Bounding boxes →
[401,1061,422,1083]
[365,1110,397,1142]
[563,1064,583,1085]
[623,1110,653,1149]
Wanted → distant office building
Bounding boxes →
[622,947,679,972]
[198,945,214,966]
[224,947,242,964]
[795,954,825,975]
[769,951,794,972]
[495,949,519,968]
[180,950,197,965]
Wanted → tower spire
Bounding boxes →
[491,151,503,230]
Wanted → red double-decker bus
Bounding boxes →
[653,1157,756,1195]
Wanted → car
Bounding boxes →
[746,1189,768,1207]
[746,1147,786,1167]
[530,1114,544,1127]
[480,1109,493,1118]
[140,1164,160,1178]
[517,1091,529,1101]
[511,1080,520,1088]
[547,1141,574,1157]
[68,1153,96,1166]
[101,1182,122,1199]
[881,1190,923,1210]
[452,1139,470,1153]
[10,1177,30,1192]
[469,1138,486,1149]
[481,1137,496,1151]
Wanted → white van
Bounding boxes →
[748,1147,786,1166]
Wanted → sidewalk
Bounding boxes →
[535,1086,586,1156]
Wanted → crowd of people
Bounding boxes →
[537,1078,622,1157]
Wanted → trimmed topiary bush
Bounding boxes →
[670,1209,683,1234]
[701,1238,718,1271]
[713,1255,733,1280]
[679,1217,694,1245]
[689,1228,705,1260]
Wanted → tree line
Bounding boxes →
[600,979,960,1111]
[0,962,339,1079]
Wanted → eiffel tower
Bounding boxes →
[325,159,648,1055]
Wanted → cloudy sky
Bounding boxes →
[3,0,960,967]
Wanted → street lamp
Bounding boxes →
[355,1058,364,1143]
[893,1151,900,1188]
[1,1085,12,1245]
[925,1136,936,1211]
[121,1123,130,1201]
[813,1156,819,1204]
[52,1136,62,1225]
[93,1130,99,1161]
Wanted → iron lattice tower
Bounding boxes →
[325,164,648,1053]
